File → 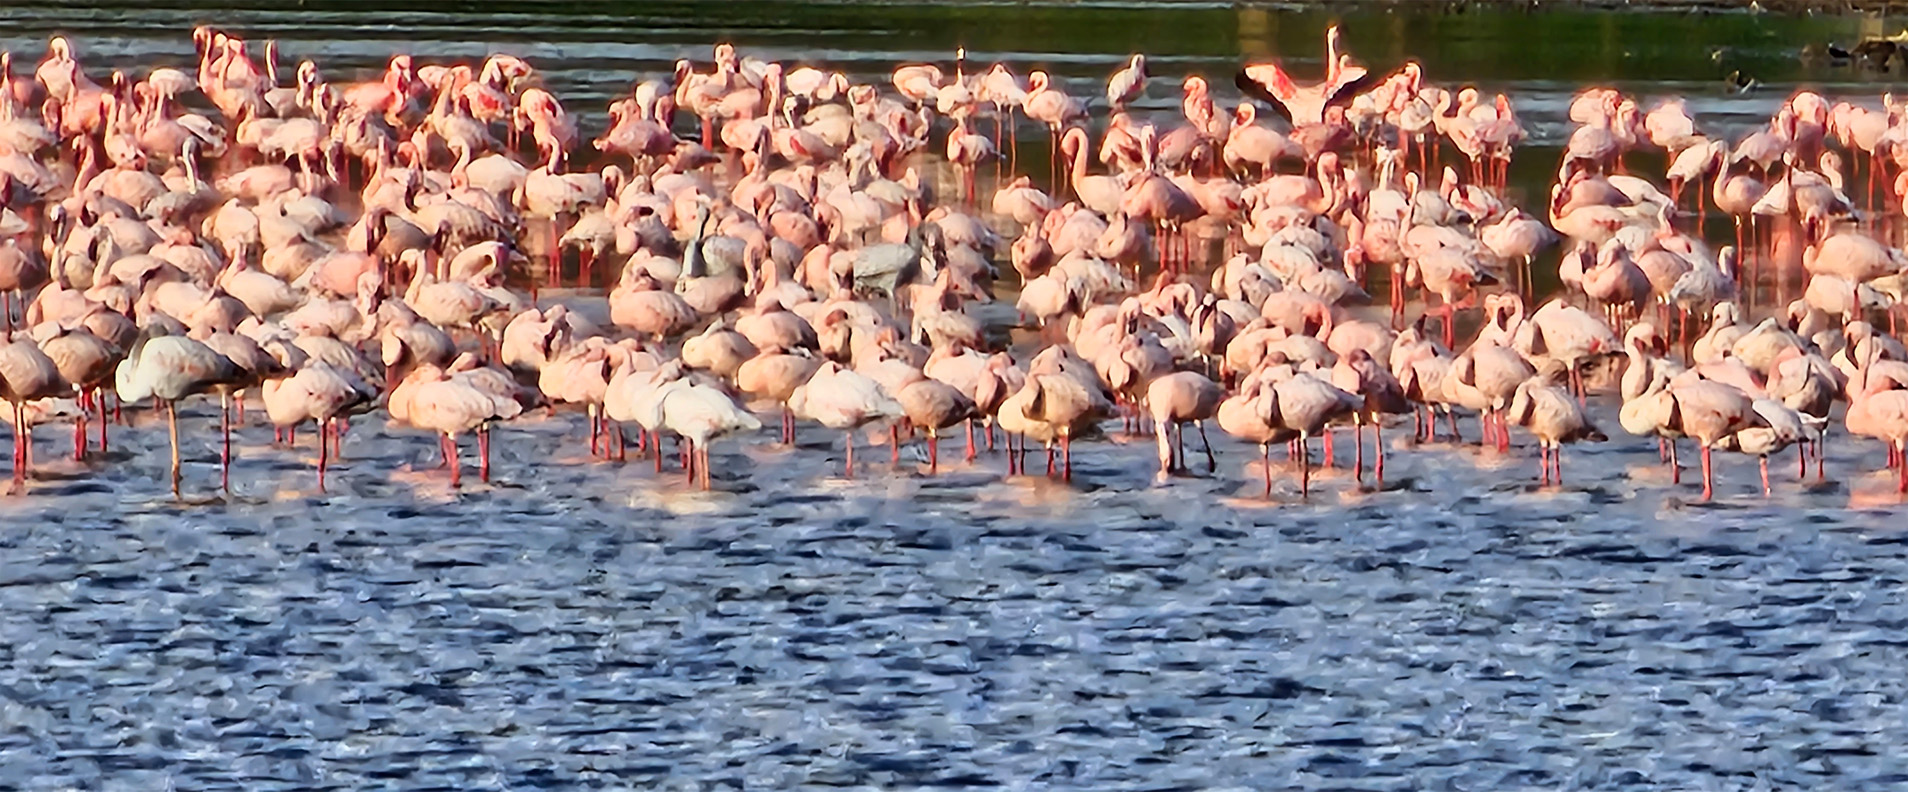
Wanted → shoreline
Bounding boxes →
[807,0,1908,15]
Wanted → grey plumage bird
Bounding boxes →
[854,222,939,304]
[114,324,243,496]
[679,203,716,278]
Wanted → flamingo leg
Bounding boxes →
[1554,445,1565,487]
[1174,420,1186,471]
[167,400,181,497]
[1539,444,1550,486]
[1197,420,1215,474]
[588,404,600,457]
[220,391,231,494]
[1353,423,1365,483]
[548,214,564,288]
[479,425,492,483]
[318,419,330,494]
[684,439,697,486]
[448,433,463,488]
[1008,109,1019,172]
[1700,444,1714,501]
[1374,421,1386,487]
[1300,434,1312,498]
[1669,438,1682,484]
[1818,430,1827,481]
[1761,455,1772,497]
[97,389,107,454]
[928,430,940,473]
[9,401,21,493]
[1323,429,1335,468]
[844,431,855,479]
[1388,267,1403,325]
[1062,433,1073,482]
[73,396,86,462]
[1261,443,1273,498]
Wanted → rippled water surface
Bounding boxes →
[4,2,1908,789]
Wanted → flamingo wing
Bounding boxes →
[1234,64,1295,124]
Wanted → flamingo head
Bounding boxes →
[1711,301,1740,327]
[388,53,415,90]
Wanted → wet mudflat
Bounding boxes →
[2,373,1906,789]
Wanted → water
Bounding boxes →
[4,2,1908,789]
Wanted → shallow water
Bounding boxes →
[4,2,1908,789]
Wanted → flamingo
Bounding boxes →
[1106,54,1146,112]
[1506,362,1607,486]
[261,361,377,492]
[1235,25,1373,127]
[1022,71,1084,185]
[787,361,903,478]
[113,327,240,496]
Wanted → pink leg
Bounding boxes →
[446,434,461,488]
[1669,438,1682,484]
[1374,422,1386,487]
[684,439,697,486]
[479,426,492,482]
[1700,445,1714,500]
[221,396,232,493]
[1062,434,1073,481]
[1353,423,1365,483]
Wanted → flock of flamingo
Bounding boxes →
[0,24,1904,501]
